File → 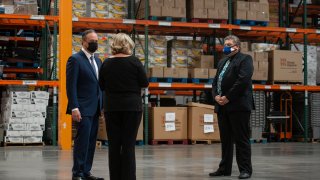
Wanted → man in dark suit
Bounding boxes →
[209,35,254,179]
[66,29,104,180]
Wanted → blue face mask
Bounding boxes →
[223,46,235,55]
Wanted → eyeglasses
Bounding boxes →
[224,43,235,47]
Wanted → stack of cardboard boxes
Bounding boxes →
[73,0,127,19]
[189,55,216,79]
[0,90,49,143]
[234,0,269,22]
[149,103,220,142]
[188,0,228,20]
[137,0,186,19]
[0,0,38,15]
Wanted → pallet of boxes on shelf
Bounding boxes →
[137,0,187,21]
[73,0,127,19]
[233,0,270,26]
[187,0,228,23]
[0,86,49,146]
[0,0,38,15]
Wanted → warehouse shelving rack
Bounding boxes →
[0,0,319,149]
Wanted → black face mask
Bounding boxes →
[87,42,98,53]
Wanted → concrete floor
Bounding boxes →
[0,143,319,180]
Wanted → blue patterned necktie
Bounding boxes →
[217,59,230,95]
[90,56,98,78]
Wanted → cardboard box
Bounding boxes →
[14,3,38,15]
[241,42,250,52]
[150,0,164,6]
[31,98,48,106]
[4,136,24,143]
[209,69,217,78]
[260,2,269,12]
[204,0,214,8]
[254,52,268,62]
[191,8,207,19]
[253,61,259,71]
[259,61,268,71]
[149,6,162,16]
[149,67,163,78]
[189,0,204,9]
[3,123,26,131]
[24,137,42,143]
[234,10,246,20]
[268,50,302,82]
[150,107,188,140]
[97,114,107,141]
[178,68,188,78]
[234,1,249,10]
[252,70,268,81]
[172,7,186,18]
[175,0,186,8]
[163,67,174,78]
[192,55,214,68]
[257,11,269,21]
[215,0,228,9]
[161,6,174,16]
[189,68,209,79]
[172,68,179,78]
[137,116,144,140]
[26,124,42,131]
[163,0,175,7]
[30,91,49,100]
[9,91,30,99]
[249,2,260,10]
[218,9,228,19]
[207,8,219,19]
[187,103,220,140]
[247,10,257,21]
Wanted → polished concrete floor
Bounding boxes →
[0,143,319,180]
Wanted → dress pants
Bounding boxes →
[105,111,142,180]
[217,106,252,175]
[72,112,99,177]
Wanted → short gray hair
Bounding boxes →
[224,35,241,46]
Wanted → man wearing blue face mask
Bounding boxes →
[210,35,254,179]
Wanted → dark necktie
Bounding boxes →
[90,56,97,78]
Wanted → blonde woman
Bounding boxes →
[99,33,149,180]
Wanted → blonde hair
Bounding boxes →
[111,33,135,55]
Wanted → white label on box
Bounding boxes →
[159,83,171,88]
[159,21,171,26]
[5,136,23,143]
[25,37,34,41]
[27,124,42,131]
[12,98,31,105]
[265,85,271,89]
[208,24,220,29]
[10,91,30,99]
[204,114,214,123]
[123,19,136,24]
[11,111,28,118]
[240,26,251,30]
[31,98,49,105]
[286,28,297,33]
[165,112,175,122]
[31,91,49,99]
[0,36,9,41]
[30,15,45,20]
[316,30,320,34]
[204,125,214,133]
[23,80,37,85]
[165,122,176,131]
[30,111,46,118]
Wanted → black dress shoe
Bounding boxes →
[86,175,104,180]
[72,176,86,180]
[238,172,251,179]
[209,171,231,177]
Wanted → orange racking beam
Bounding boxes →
[58,0,72,150]
[3,68,43,73]
[0,80,58,86]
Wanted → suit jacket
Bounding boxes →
[212,52,254,113]
[66,50,103,116]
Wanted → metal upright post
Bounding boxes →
[52,0,58,146]
[228,0,232,35]
[285,0,290,49]
[303,0,309,142]
[40,0,49,80]
[144,0,149,145]
[279,0,284,48]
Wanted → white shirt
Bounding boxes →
[82,47,98,79]
[72,48,99,112]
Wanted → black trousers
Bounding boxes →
[105,111,142,180]
[72,112,99,177]
[217,107,252,175]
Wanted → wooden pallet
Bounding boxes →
[190,139,220,145]
[1,142,44,147]
[250,138,267,144]
[149,77,187,83]
[150,139,188,145]
[191,78,213,84]
[190,18,227,24]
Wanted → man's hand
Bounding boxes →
[72,109,82,122]
[220,96,229,105]
[215,95,224,106]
